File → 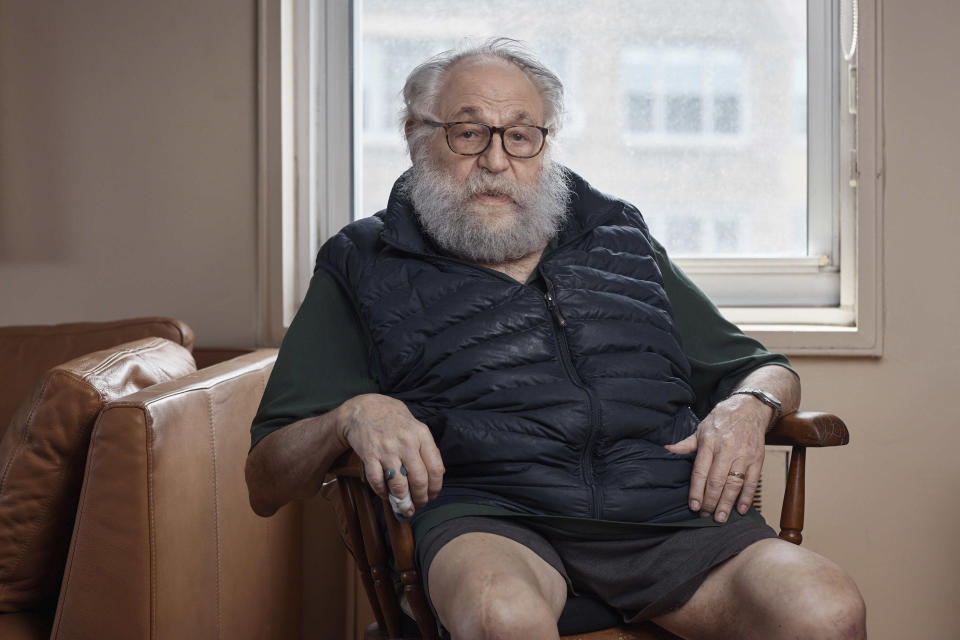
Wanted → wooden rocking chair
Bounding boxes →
[325,411,849,640]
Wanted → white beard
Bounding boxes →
[405,153,571,264]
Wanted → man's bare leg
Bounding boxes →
[427,532,567,640]
[652,538,866,639]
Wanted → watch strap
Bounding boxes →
[730,388,783,421]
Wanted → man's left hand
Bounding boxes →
[664,394,774,523]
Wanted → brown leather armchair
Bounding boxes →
[0,318,301,640]
[327,411,850,640]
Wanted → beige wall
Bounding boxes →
[791,1,960,637]
[3,1,960,638]
[0,0,259,347]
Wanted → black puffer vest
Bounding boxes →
[318,169,700,523]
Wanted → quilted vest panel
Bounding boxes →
[319,169,700,523]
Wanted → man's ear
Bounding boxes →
[404,119,417,142]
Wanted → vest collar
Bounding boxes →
[379,166,625,256]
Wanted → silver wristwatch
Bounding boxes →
[730,388,783,421]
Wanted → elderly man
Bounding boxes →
[245,39,865,639]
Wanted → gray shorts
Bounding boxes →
[415,513,777,626]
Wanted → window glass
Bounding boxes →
[359,0,807,258]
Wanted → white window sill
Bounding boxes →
[721,306,881,357]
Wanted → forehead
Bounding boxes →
[434,58,545,124]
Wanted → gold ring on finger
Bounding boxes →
[727,470,746,479]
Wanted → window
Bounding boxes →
[261,0,883,355]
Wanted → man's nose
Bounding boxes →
[476,132,510,173]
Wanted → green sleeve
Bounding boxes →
[249,269,379,450]
[650,237,798,419]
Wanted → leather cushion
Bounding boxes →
[0,317,193,441]
[0,610,51,640]
[0,337,196,612]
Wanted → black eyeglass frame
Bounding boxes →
[422,120,550,159]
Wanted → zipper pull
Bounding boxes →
[544,290,568,328]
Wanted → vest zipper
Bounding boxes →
[540,272,604,520]
[543,290,568,328]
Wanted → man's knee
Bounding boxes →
[428,532,565,639]
[445,571,560,640]
[791,565,866,639]
[743,540,866,639]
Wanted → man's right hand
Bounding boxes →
[337,393,445,518]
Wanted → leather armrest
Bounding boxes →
[765,411,850,447]
[0,317,194,437]
[52,350,302,640]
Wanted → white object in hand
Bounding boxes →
[389,493,414,514]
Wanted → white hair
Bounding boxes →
[401,38,565,157]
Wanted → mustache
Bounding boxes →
[461,172,536,204]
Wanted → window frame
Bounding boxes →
[258,0,884,356]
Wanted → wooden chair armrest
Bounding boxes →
[329,449,365,479]
[381,498,439,639]
[765,411,850,447]
[764,411,849,546]
[330,448,439,640]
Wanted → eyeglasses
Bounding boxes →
[422,120,549,159]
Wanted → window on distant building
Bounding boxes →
[622,49,746,140]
